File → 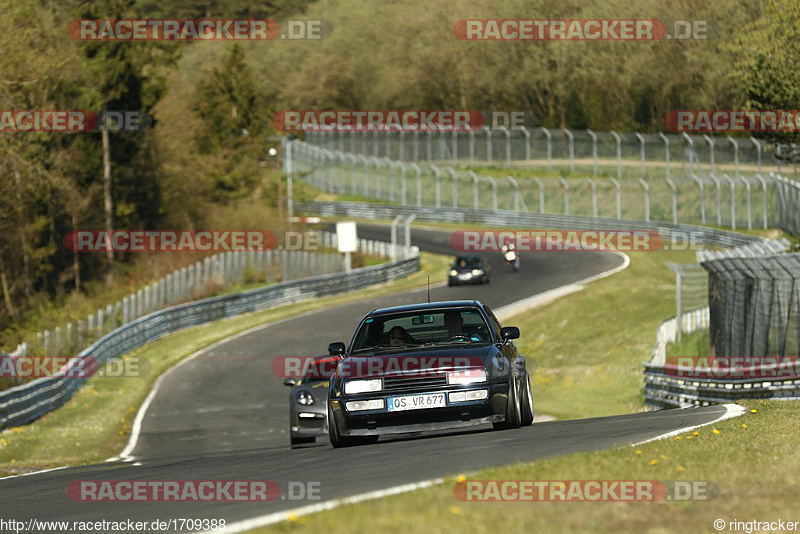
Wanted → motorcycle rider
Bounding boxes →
[502,239,519,271]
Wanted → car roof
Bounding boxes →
[367,300,484,317]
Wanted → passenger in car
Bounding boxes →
[386,325,416,346]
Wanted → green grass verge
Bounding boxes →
[261,400,790,534]
[0,252,450,477]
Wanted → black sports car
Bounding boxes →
[326,300,533,447]
[448,255,491,286]
[284,356,338,447]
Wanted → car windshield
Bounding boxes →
[454,256,482,268]
[351,307,491,352]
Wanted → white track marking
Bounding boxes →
[632,403,747,445]
[209,476,452,533]
[0,465,69,481]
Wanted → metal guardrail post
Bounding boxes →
[722,173,737,230]
[750,137,762,175]
[445,166,458,208]
[507,176,521,212]
[559,177,570,215]
[588,178,598,218]
[484,126,493,166]
[498,126,511,167]
[426,130,433,161]
[586,129,598,175]
[468,129,475,165]
[635,132,646,177]
[754,173,768,229]
[610,131,622,179]
[404,214,416,250]
[398,131,405,161]
[682,133,694,177]
[709,173,723,225]
[410,162,422,207]
[703,134,715,177]
[533,177,545,214]
[518,126,531,169]
[666,177,678,224]
[738,175,752,230]
[540,127,552,170]
[412,131,419,162]
[563,128,575,172]
[431,164,442,207]
[639,178,650,222]
[486,176,498,211]
[610,178,621,219]
[659,133,670,180]
[390,215,402,262]
[468,170,480,209]
[690,173,706,225]
[727,136,739,179]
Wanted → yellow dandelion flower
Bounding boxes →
[649,459,659,465]
[673,436,682,440]
[450,506,461,515]
[677,466,686,473]
[457,475,467,483]
[635,450,643,455]
[712,429,720,435]
[692,431,699,436]
[741,423,748,429]
[686,435,693,440]
[750,409,757,414]
[287,513,298,522]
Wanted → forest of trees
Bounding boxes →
[0,0,797,344]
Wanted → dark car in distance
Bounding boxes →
[448,255,491,286]
[326,300,534,447]
[284,356,338,447]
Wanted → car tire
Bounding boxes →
[328,404,377,447]
[493,376,522,430]
[520,373,534,426]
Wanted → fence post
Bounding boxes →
[469,129,475,165]
[106,304,114,331]
[635,132,646,177]
[410,162,422,207]
[562,128,575,172]
[666,177,678,224]
[754,173,768,229]
[682,133,694,176]
[65,323,73,354]
[398,131,405,161]
[487,176,498,211]
[690,173,706,225]
[122,296,130,324]
[659,133,670,180]
[452,130,458,164]
[722,173,736,230]
[484,126,492,166]
[559,178,570,214]
[431,164,441,208]
[540,127,552,170]
[738,176,752,230]
[709,174,723,225]
[639,178,650,222]
[610,178,621,219]
[519,126,531,169]
[499,126,511,167]
[704,135,716,177]
[468,170,480,209]
[727,136,740,178]
[533,177,545,213]
[750,137,762,175]
[610,131,622,179]
[586,129,598,175]
[412,131,419,161]
[440,166,455,208]
[588,179,598,217]
[426,130,433,161]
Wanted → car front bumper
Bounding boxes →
[329,382,509,436]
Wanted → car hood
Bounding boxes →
[340,344,503,378]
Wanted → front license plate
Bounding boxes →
[457,274,470,280]
[388,393,446,412]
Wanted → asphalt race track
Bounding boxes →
[0,224,735,531]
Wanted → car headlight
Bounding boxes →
[447,369,487,385]
[471,269,483,276]
[450,269,458,276]
[296,390,314,405]
[344,378,382,395]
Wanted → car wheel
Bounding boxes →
[493,376,522,430]
[520,373,534,426]
[328,404,375,447]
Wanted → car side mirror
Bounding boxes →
[500,327,520,344]
[283,378,297,387]
[328,342,346,356]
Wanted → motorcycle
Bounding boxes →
[504,249,520,272]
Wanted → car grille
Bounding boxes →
[383,373,448,393]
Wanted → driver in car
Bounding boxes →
[444,311,482,342]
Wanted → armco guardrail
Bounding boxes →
[0,246,419,430]
[644,307,800,408]
[295,201,763,249]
